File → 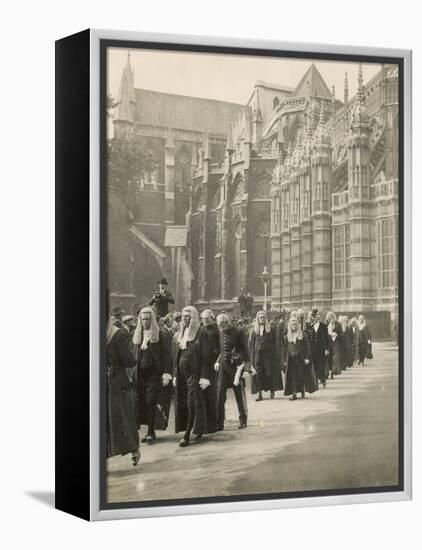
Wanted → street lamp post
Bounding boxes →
[259,265,272,312]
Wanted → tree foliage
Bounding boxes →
[107,137,154,208]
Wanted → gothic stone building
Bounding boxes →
[109,54,247,310]
[109,55,399,338]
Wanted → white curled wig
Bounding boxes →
[252,310,271,335]
[132,306,160,346]
[178,306,201,350]
[326,311,337,335]
[287,316,303,343]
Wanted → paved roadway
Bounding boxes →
[106,342,399,504]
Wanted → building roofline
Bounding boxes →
[254,80,295,92]
[134,87,247,108]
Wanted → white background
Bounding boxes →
[0,0,419,548]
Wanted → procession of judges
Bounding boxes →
[106,279,373,467]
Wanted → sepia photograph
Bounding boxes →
[103,43,401,507]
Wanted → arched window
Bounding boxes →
[140,144,160,188]
[175,146,191,191]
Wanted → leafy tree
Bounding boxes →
[107,137,154,209]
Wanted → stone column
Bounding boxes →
[270,189,282,309]
[280,183,291,309]
[311,159,333,312]
[299,165,313,310]
[164,133,175,224]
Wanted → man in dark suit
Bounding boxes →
[149,278,175,319]
[307,309,330,388]
[215,314,250,430]
[110,306,125,328]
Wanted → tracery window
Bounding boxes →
[333,225,351,290]
[378,218,395,288]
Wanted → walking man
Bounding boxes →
[248,310,283,401]
[284,314,318,400]
[200,309,220,434]
[308,309,329,388]
[215,313,250,430]
[173,306,209,447]
[106,314,140,466]
[132,307,173,444]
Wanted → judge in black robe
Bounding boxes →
[284,315,318,400]
[339,316,354,369]
[307,309,329,387]
[132,307,172,444]
[249,310,283,401]
[173,306,209,447]
[106,318,140,466]
[200,309,220,434]
[357,315,373,364]
[326,312,342,377]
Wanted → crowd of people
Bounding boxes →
[106,279,373,467]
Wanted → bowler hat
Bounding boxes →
[158,278,168,285]
[111,306,124,317]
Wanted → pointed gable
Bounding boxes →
[292,63,332,98]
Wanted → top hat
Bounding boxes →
[158,278,168,285]
[111,306,124,317]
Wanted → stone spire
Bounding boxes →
[252,87,263,144]
[331,86,336,140]
[294,129,303,165]
[319,99,325,126]
[351,62,369,126]
[314,100,329,145]
[357,62,363,103]
[116,50,135,123]
[226,123,234,152]
[344,72,349,106]
[303,100,315,157]
[344,72,349,134]
[284,141,293,172]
